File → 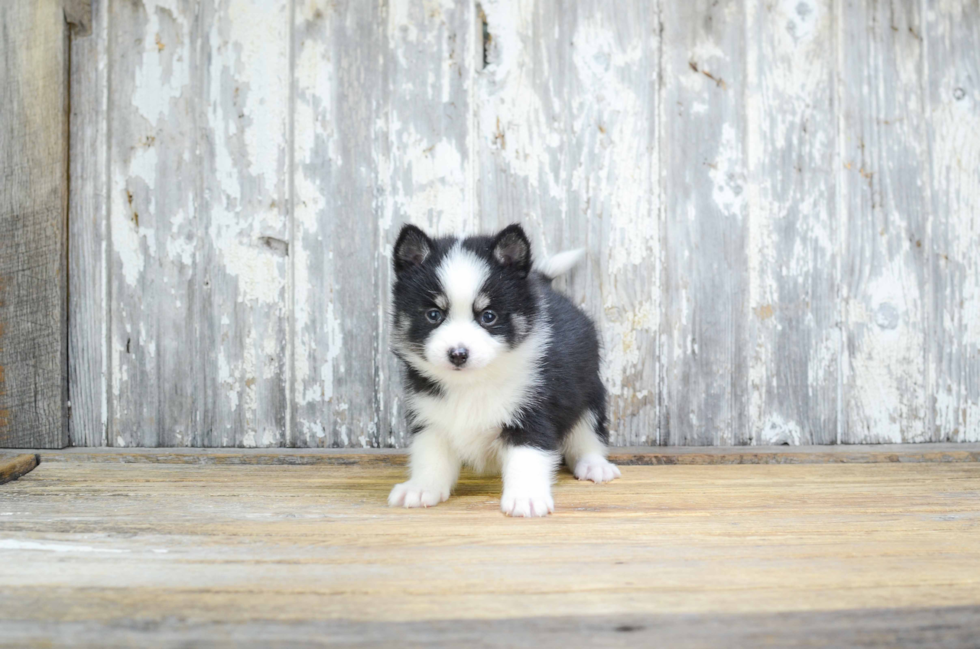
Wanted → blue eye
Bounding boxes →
[425,309,444,324]
[480,310,497,325]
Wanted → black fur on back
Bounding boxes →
[499,274,609,450]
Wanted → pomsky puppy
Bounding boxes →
[387,223,620,517]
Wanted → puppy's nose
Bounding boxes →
[448,347,469,367]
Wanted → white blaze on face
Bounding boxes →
[424,245,504,371]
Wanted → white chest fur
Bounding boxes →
[405,326,549,473]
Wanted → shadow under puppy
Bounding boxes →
[388,223,620,517]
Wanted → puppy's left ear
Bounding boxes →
[492,224,532,278]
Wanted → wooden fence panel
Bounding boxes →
[58,0,980,448]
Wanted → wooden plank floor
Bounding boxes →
[1,454,979,647]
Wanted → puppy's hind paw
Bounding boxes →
[574,455,622,484]
[388,482,449,508]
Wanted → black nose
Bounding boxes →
[448,347,469,367]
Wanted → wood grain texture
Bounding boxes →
[68,0,108,447]
[1,461,979,645]
[292,0,388,448]
[5,606,980,648]
[200,0,291,448]
[662,0,749,445]
[839,0,931,443]
[0,454,39,485]
[108,0,290,448]
[563,0,661,445]
[107,0,198,447]
[926,0,980,443]
[0,0,69,449]
[744,0,839,445]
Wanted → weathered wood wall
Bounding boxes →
[65,0,979,448]
[0,0,71,449]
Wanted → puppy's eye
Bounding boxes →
[425,309,444,324]
[480,310,497,325]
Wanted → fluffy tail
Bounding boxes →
[536,248,586,280]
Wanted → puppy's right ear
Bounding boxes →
[393,224,433,275]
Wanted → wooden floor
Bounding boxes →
[1,448,979,647]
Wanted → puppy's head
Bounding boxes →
[391,224,538,379]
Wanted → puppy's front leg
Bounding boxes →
[500,444,560,518]
[388,430,460,508]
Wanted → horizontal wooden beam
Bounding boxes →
[7,443,979,466]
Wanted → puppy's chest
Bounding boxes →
[409,378,532,460]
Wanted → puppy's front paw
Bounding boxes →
[574,455,622,483]
[388,482,449,508]
[501,489,554,518]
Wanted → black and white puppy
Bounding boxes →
[388,223,620,517]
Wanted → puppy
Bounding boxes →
[387,223,620,517]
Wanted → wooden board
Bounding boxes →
[0,0,69,449]
[839,0,931,443]
[67,0,108,447]
[4,606,980,648]
[291,0,388,449]
[1,460,979,646]
[661,0,748,445]
[107,0,291,448]
[744,0,839,445]
[10,442,980,466]
[926,1,980,442]
[0,454,39,485]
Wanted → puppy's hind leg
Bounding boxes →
[562,410,621,484]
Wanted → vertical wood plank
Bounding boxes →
[108,0,199,447]
[201,0,291,447]
[69,0,109,447]
[662,0,748,445]
[110,0,290,447]
[476,0,567,244]
[926,0,980,442]
[478,0,661,446]
[0,0,69,449]
[743,0,839,445]
[839,0,930,443]
[379,0,479,447]
[560,1,661,445]
[292,0,387,447]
